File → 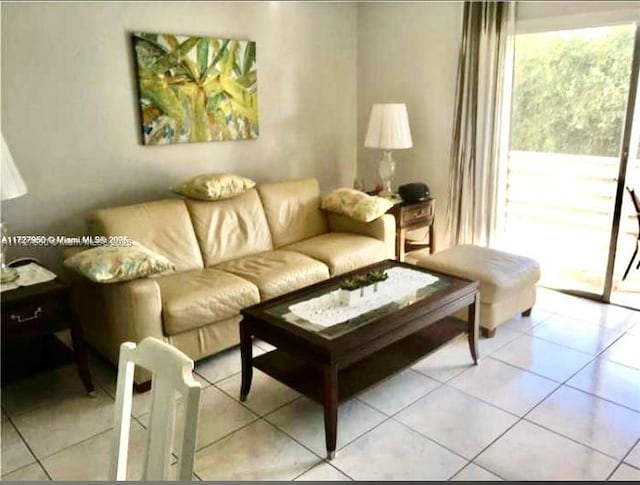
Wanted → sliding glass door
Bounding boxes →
[495,22,639,304]
[610,38,640,309]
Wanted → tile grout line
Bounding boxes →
[1,364,122,475]
[35,411,149,479]
[446,366,564,478]
[479,355,564,384]
[526,329,640,414]
[260,411,341,461]
[0,460,51,481]
[88,358,326,480]
[7,383,170,480]
[249,416,327,463]
[317,383,485,479]
[3,414,53,481]
[263,379,460,478]
[448,462,509,481]
[521,416,635,463]
[289,458,355,481]
[523,327,622,357]
[462,322,640,478]
[408,326,526,386]
[211,378,301,419]
[562,382,640,414]
[606,437,640,480]
[410,341,560,420]
[243,370,448,468]
[355,374,445,417]
[192,412,327,479]
[434,309,636,480]
[546,310,639,332]
[5,292,637,481]
[520,322,640,461]
[192,415,262,454]
[194,299,636,480]
[370,362,544,481]
[516,314,640,370]
[440,382,524,419]
[290,461,325,481]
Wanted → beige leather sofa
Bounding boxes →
[68,178,395,385]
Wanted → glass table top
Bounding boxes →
[264,265,453,340]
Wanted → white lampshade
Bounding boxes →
[364,103,413,150]
[1,134,28,201]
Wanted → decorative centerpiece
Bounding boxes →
[338,269,389,306]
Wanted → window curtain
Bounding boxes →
[446,1,515,247]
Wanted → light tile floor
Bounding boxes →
[1,287,639,481]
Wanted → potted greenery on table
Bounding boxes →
[338,269,389,306]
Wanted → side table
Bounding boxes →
[388,198,435,262]
[1,271,94,394]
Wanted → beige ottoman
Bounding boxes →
[406,244,541,337]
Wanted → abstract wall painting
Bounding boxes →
[132,32,259,145]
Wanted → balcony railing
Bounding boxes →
[497,150,640,296]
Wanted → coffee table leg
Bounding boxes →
[239,319,253,402]
[468,292,479,364]
[323,366,338,460]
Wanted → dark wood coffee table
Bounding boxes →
[239,260,479,459]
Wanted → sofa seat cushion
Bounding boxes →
[407,244,540,303]
[285,233,387,276]
[156,268,260,335]
[216,250,330,300]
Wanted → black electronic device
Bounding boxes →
[398,183,430,202]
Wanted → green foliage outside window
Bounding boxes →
[510,25,635,157]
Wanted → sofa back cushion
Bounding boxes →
[257,178,328,248]
[185,188,273,266]
[87,199,204,272]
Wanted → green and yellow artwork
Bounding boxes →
[132,32,259,145]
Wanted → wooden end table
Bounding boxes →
[388,198,435,261]
[1,268,94,394]
[238,260,478,459]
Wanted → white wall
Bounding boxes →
[1,1,357,269]
[357,2,462,250]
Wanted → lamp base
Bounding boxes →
[1,265,18,284]
[378,150,396,197]
[1,220,19,283]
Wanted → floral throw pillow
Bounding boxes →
[321,188,394,223]
[63,241,175,283]
[174,173,256,200]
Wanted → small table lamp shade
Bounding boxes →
[364,104,413,150]
[364,104,412,197]
[1,134,28,201]
[1,133,28,283]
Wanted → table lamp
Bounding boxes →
[1,133,28,283]
[364,103,413,197]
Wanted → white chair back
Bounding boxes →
[110,337,201,481]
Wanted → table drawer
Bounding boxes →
[2,296,67,337]
[401,204,433,226]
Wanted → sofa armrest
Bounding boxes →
[66,270,164,381]
[327,213,396,259]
